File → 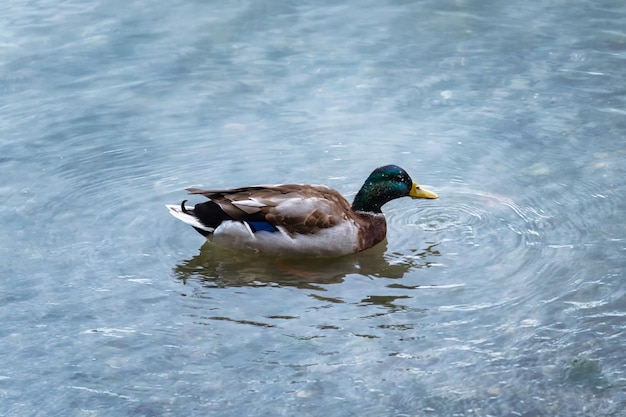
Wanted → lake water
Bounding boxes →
[1,0,625,416]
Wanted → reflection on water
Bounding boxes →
[174,239,441,290]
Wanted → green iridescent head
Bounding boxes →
[351,165,438,213]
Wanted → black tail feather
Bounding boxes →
[181,200,193,215]
[193,200,231,230]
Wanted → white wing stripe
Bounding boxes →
[232,199,266,208]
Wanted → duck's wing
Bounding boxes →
[186,184,352,235]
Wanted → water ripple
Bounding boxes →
[386,187,551,277]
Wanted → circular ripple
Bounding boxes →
[385,187,552,276]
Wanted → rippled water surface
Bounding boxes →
[1,0,625,416]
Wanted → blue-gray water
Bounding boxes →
[1,0,625,416]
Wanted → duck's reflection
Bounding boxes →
[173,240,440,290]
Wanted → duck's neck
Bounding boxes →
[351,189,383,213]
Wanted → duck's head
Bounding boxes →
[351,165,438,213]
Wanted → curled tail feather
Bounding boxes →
[166,202,214,233]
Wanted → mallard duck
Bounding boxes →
[166,165,438,257]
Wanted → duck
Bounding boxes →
[166,164,438,257]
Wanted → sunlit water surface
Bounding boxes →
[1,0,625,416]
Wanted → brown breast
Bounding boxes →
[353,212,387,252]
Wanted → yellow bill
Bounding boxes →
[409,182,439,199]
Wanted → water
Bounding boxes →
[1,0,625,415]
